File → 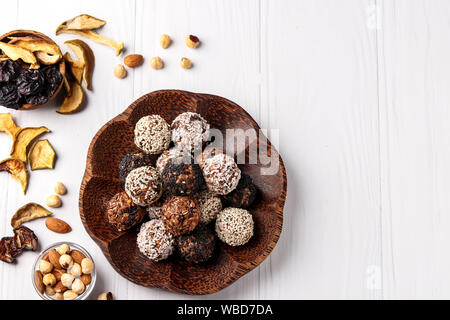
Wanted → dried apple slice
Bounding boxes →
[0,113,21,140]
[57,28,123,56]
[65,40,94,90]
[0,42,39,69]
[56,14,106,32]
[64,52,84,85]
[0,158,29,194]
[10,127,51,163]
[28,139,56,170]
[11,203,52,228]
[57,81,84,114]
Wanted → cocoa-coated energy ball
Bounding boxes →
[171,112,209,152]
[161,196,200,236]
[162,159,204,196]
[215,208,254,246]
[137,219,174,261]
[118,151,153,183]
[125,166,162,206]
[177,226,216,263]
[222,173,257,209]
[194,190,222,224]
[106,191,146,231]
[134,115,171,154]
[201,153,241,195]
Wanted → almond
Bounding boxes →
[52,268,65,281]
[45,218,71,233]
[80,274,91,286]
[35,271,45,294]
[124,54,143,68]
[48,249,62,269]
[70,249,86,265]
[54,281,67,293]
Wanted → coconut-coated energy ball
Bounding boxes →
[118,151,153,183]
[201,153,241,195]
[177,226,216,263]
[215,208,254,246]
[222,173,257,209]
[137,220,174,261]
[106,191,146,231]
[134,115,171,154]
[125,166,162,206]
[161,196,200,236]
[162,159,204,196]
[194,190,222,224]
[171,112,209,152]
[156,147,192,174]
[147,205,163,220]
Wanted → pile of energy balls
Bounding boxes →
[105,112,258,263]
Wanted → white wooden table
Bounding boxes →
[1,0,449,300]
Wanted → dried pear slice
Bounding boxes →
[35,51,61,65]
[65,40,94,90]
[56,14,106,32]
[11,39,61,57]
[57,28,123,56]
[0,158,29,194]
[64,52,84,85]
[0,113,21,139]
[0,42,39,69]
[11,203,52,228]
[28,139,56,170]
[10,127,51,163]
[57,81,84,114]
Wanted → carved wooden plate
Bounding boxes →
[79,90,287,295]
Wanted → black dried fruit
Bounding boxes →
[0,84,22,109]
[0,60,20,83]
[42,65,62,97]
[25,95,48,105]
[16,68,44,96]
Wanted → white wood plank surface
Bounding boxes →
[0,0,449,300]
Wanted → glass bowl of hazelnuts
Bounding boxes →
[31,242,96,300]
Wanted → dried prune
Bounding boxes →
[16,68,44,96]
[25,95,48,105]
[42,65,62,97]
[0,60,20,83]
[0,84,22,109]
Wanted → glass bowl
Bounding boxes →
[31,242,96,300]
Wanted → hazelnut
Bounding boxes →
[114,64,127,79]
[81,258,94,274]
[59,254,73,269]
[160,34,171,49]
[63,290,78,300]
[43,273,56,286]
[98,292,114,300]
[56,243,70,255]
[54,182,67,195]
[55,292,64,300]
[186,35,200,48]
[80,274,92,286]
[180,57,192,69]
[61,273,75,288]
[150,57,164,70]
[71,263,82,277]
[45,286,56,296]
[71,278,85,295]
[39,259,53,274]
[46,195,62,208]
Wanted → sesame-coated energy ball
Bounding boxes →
[125,166,162,206]
[106,191,146,231]
[118,151,153,183]
[222,173,257,209]
[215,208,254,246]
[161,196,201,236]
[171,112,209,152]
[137,220,174,261]
[156,147,191,174]
[201,153,241,195]
[177,226,216,263]
[162,159,204,196]
[194,190,222,224]
[134,115,171,154]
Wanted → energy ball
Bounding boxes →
[162,196,200,236]
[162,159,204,196]
[135,115,171,154]
[222,173,257,209]
[171,112,209,152]
[215,208,254,246]
[177,226,216,263]
[118,151,153,183]
[147,205,163,220]
[194,190,222,224]
[201,153,241,195]
[156,147,191,174]
[106,192,146,231]
[125,166,162,206]
[137,220,174,261]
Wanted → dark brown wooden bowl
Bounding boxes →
[79,90,287,295]
[0,30,65,111]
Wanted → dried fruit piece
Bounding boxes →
[0,42,39,68]
[65,40,94,90]
[10,39,62,63]
[28,139,56,170]
[57,81,84,114]
[57,28,123,56]
[35,51,60,65]
[11,203,52,228]
[0,158,28,194]
[13,226,38,250]
[0,113,20,139]
[57,14,106,32]
[10,126,51,163]
[124,54,143,68]
[45,217,72,233]
[64,52,84,84]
